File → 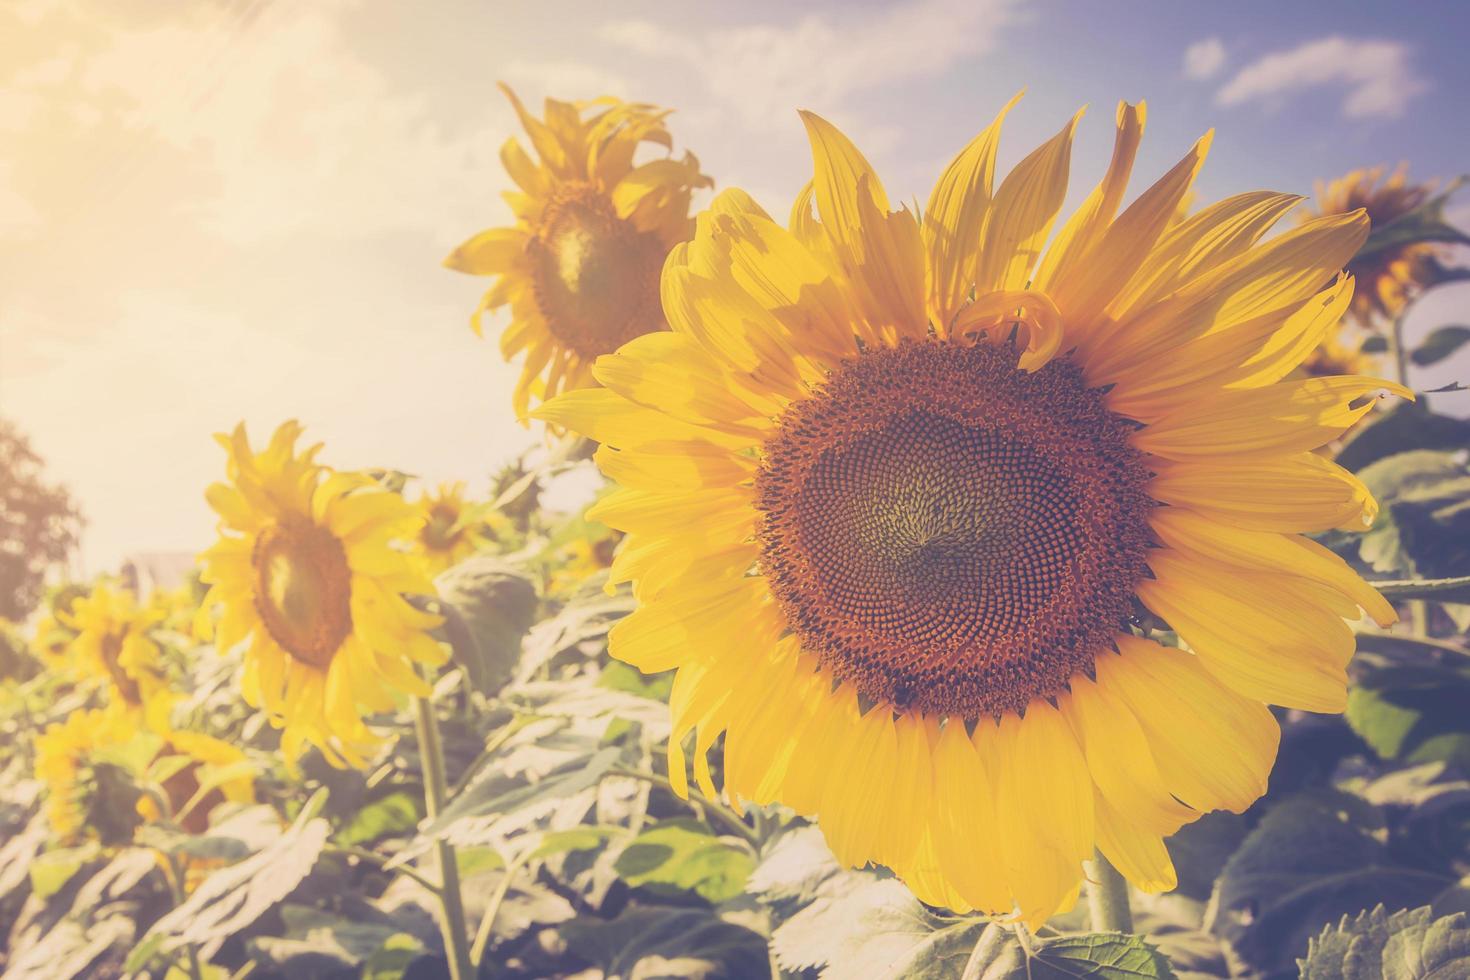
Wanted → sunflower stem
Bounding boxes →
[1085,849,1133,933]
[1390,312,1411,388]
[414,693,474,980]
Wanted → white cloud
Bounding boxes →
[1183,37,1226,80]
[601,0,1021,129]
[1216,35,1429,119]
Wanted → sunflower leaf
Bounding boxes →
[1204,793,1452,975]
[1298,905,1470,979]
[556,905,769,979]
[1413,325,1470,367]
[433,557,539,697]
[1347,664,1470,768]
[771,877,989,979]
[131,801,331,962]
[1334,403,1470,471]
[1356,451,1470,577]
[1369,576,1470,603]
[614,819,755,903]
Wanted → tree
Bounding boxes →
[0,419,83,620]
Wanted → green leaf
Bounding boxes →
[5,917,136,980]
[614,819,755,903]
[558,905,769,980]
[336,790,422,847]
[599,660,674,701]
[1356,451,1470,577]
[772,877,989,979]
[134,801,330,960]
[1414,325,1470,367]
[1347,664,1470,768]
[434,556,539,696]
[1205,793,1451,975]
[400,746,620,860]
[974,931,1178,979]
[516,590,634,683]
[1299,905,1470,979]
[28,844,95,900]
[1335,403,1470,471]
[248,905,423,979]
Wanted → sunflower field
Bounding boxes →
[5,27,1470,980]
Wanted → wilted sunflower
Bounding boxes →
[1313,165,1463,326]
[136,729,256,834]
[197,421,445,766]
[61,583,170,719]
[411,481,495,576]
[537,99,1408,924]
[445,85,712,417]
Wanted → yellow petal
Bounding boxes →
[1149,452,1377,533]
[1132,376,1410,460]
[924,91,1022,329]
[974,108,1083,295]
[1033,100,1144,302]
[1100,635,1278,814]
[1149,506,1395,626]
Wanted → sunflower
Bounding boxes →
[60,583,170,716]
[1301,325,1379,378]
[35,705,139,842]
[1312,165,1463,326]
[536,99,1409,924]
[197,421,445,767]
[411,481,496,576]
[445,85,712,417]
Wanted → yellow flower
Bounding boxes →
[37,707,256,844]
[197,422,445,766]
[536,99,1409,925]
[446,85,712,417]
[60,583,169,713]
[411,481,494,576]
[1312,165,1460,325]
[35,705,136,842]
[30,611,74,670]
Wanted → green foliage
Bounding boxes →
[1356,450,1470,577]
[614,819,755,902]
[1299,905,1470,979]
[557,906,770,979]
[1205,793,1453,975]
[1412,325,1470,366]
[434,556,539,697]
[1349,665,1470,768]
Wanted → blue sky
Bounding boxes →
[2,0,1467,572]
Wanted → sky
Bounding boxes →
[2,0,1468,574]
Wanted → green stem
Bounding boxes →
[1085,849,1133,933]
[1390,313,1411,388]
[326,844,444,895]
[162,853,206,980]
[414,694,474,980]
[470,850,532,967]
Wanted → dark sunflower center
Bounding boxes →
[755,341,1154,718]
[252,521,352,670]
[527,183,665,359]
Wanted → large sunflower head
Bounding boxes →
[1312,165,1460,325]
[59,582,169,713]
[411,481,495,576]
[537,98,1410,925]
[445,85,713,417]
[197,421,446,767]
